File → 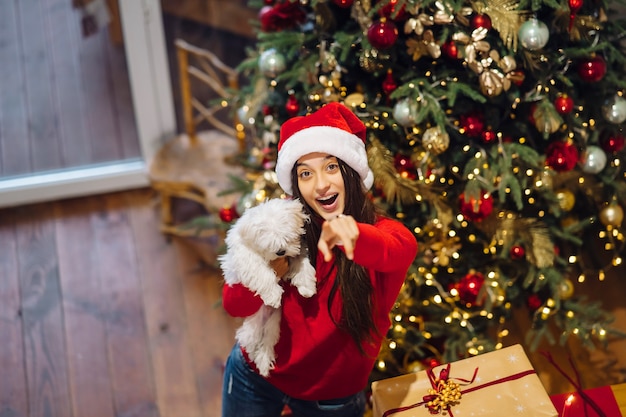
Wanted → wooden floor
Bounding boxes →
[0,188,240,417]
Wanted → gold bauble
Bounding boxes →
[421,126,450,155]
[558,279,575,300]
[555,189,575,212]
[599,204,624,227]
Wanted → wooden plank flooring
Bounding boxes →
[0,188,240,417]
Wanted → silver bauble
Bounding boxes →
[580,145,607,174]
[518,18,550,50]
[602,95,626,124]
[393,99,417,127]
[259,49,286,78]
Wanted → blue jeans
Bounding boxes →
[221,344,366,417]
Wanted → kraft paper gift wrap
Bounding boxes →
[371,344,557,417]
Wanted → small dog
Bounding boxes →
[219,198,317,376]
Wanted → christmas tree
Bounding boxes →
[224,0,626,380]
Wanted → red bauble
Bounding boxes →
[442,40,459,59]
[332,0,354,8]
[423,357,441,369]
[382,70,397,95]
[459,111,485,137]
[453,272,485,305]
[219,204,239,223]
[394,154,417,180]
[509,69,526,86]
[526,294,543,310]
[554,94,574,114]
[367,19,398,50]
[378,0,408,21]
[510,245,525,260]
[545,141,579,172]
[259,2,306,32]
[577,55,607,82]
[459,192,494,221]
[601,133,626,153]
[569,0,583,12]
[264,0,274,4]
[471,13,492,30]
[481,129,497,144]
[285,95,300,116]
[262,104,273,116]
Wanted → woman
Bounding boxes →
[221,102,418,417]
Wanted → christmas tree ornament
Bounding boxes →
[530,102,563,135]
[459,192,494,221]
[601,95,626,124]
[508,69,526,86]
[367,18,399,50]
[459,111,485,137]
[394,154,417,180]
[219,204,239,223]
[422,126,450,155]
[393,98,418,127]
[237,105,256,128]
[555,189,576,212]
[580,145,607,174]
[259,1,306,32]
[526,294,543,310]
[568,0,583,29]
[577,55,607,82]
[510,244,525,259]
[481,129,497,144]
[600,132,625,153]
[378,0,408,21]
[518,18,550,50]
[331,0,354,8]
[382,70,398,96]
[545,140,579,171]
[471,13,492,30]
[343,92,365,108]
[599,203,624,227]
[441,40,459,59]
[259,49,286,77]
[285,95,300,116]
[558,279,575,299]
[452,271,486,306]
[554,94,574,114]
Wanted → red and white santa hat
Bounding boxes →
[275,102,374,195]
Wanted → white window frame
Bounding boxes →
[0,0,175,208]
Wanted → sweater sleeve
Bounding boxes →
[222,283,264,317]
[352,217,418,273]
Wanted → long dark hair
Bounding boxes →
[291,158,381,354]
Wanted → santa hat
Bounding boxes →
[275,102,374,195]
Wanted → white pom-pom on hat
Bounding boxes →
[275,102,374,195]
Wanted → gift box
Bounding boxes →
[371,344,557,417]
[550,383,626,417]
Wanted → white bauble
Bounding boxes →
[519,18,550,50]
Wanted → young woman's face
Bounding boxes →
[295,152,345,220]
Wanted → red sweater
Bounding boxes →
[222,217,417,400]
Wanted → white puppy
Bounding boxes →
[219,198,317,376]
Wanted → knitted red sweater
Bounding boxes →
[222,217,417,400]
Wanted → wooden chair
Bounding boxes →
[149,39,246,238]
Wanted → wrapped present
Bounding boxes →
[550,383,626,417]
[371,344,557,417]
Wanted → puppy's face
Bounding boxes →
[235,199,308,261]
